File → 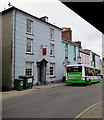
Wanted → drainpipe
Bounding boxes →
[13,9,16,84]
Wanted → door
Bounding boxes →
[37,59,47,84]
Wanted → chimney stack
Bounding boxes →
[40,16,48,22]
[74,41,82,48]
[62,27,72,41]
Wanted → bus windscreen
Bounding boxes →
[67,66,82,72]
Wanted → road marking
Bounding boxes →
[73,101,102,120]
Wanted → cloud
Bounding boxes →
[1,0,102,57]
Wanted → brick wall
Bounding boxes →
[62,27,72,41]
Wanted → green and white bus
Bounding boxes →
[66,64,101,84]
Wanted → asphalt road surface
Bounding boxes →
[2,82,102,118]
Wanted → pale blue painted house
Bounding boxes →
[61,28,80,76]
[1,7,64,90]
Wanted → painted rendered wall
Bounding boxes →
[13,9,63,84]
[2,10,13,90]
[68,44,79,65]
[80,52,91,66]
[62,42,80,65]
[62,41,80,76]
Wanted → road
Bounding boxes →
[2,82,102,118]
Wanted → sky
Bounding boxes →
[1,0,102,58]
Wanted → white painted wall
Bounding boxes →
[80,52,91,66]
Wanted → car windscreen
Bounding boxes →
[67,66,82,72]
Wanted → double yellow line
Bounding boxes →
[73,101,102,120]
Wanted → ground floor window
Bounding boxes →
[50,63,55,77]
[25,62,33,76]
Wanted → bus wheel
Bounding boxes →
[88,80,91,85]
[97,80,100,83]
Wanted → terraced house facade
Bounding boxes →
[61,28,80,76]
[1,7,101,91]
[1,7,64,90]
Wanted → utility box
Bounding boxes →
[14,79,24,91]
[19,76,34,89]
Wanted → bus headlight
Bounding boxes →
[66,77,68,80]
[82,78,85,80]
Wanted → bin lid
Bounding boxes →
[19,75,33,78]
[15,78,24,81]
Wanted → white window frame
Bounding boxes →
[65,43,68,59]
[50,63,55,77]
[50,44,55,57]
[26,38,33,53]
[27,19,33,34]
[73,46,76,61]
[50,28,54,40]
[25,62,33,76]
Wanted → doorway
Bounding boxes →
[37,59,48,84]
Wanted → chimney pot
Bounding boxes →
[74,41,82,48]
[40,16,48,22]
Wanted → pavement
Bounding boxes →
[75,101,103,119]
[0,82,103,119]
[1,83,66,100]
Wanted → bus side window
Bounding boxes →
[85,67,88,76]
[88,68,94,76]
[92,69,95,76]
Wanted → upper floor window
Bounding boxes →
[50,44,55,57]
[26,38,33,53]
[50,28,54,40]
[65,43,68,59]
[27,19,33,34]
[74,46,76,60]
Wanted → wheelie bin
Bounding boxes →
[19,76,34,89]
[14,79,24,91]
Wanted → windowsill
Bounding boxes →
[49,39,54,41]
[26,53,34,55]
[74,58,76,61]
[50,55,55,57]
[49,76,56,78]
[26,32,34,36]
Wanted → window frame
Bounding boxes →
[25,62,33,76]
[85,67,95,76]
[65,43,68,59]
[73,46,76,61]
[50,43,55,57]
[49,63,55,77]
[50,28,54,41]
[27,19,33,34]
[26,38,33,54]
